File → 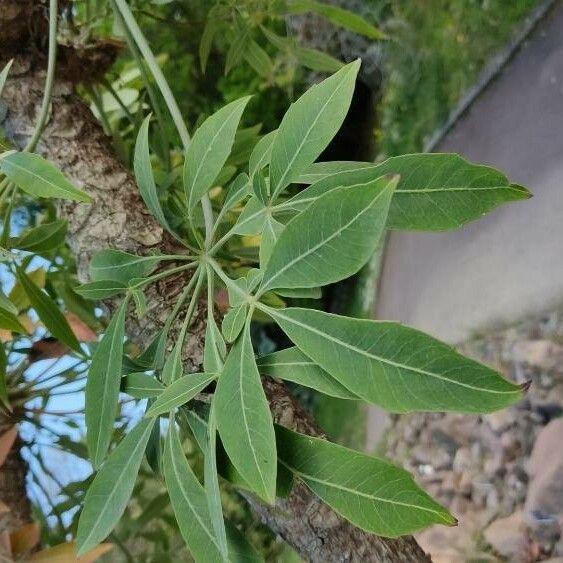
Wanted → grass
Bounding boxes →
[378,0,540,157]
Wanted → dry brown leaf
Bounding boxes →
[64,312,96,342]
[9,522,40,556]
[0,427,17,467]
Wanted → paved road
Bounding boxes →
[376,3,563,344]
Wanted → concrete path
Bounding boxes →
[376,2,563,344]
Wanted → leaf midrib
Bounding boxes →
[238,327,270,497]
[78,423,152,552]
[271,67,352,197]
[272,310,520,397]
[279,459,450,523]
[262,183,388,291]
[187,105,241,207]
[3,158,88,200]
[168,431,221,552]
[92,306,123,465]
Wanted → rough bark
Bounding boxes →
[0,415,30,531]
[0,4,430,560]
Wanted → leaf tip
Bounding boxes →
[520,379,532,394]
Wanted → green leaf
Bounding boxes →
[205,405,229,561]
[0,152,92,202]
[134,116,171,233]
[260,26,290,52]
[225,25,250,75]
[248,130,276,180]
[0,291,17,315]
[252,172,269,205]
[184,97,251,210]
[290,155,531,230]
[12,220,67,253]
[229,125,262,168]
[204,314,226,374]
[269,307,525,413]
[274,287,321,299]
[131,287,147,318]
[243,40,273,78]
[257,347,357,399]
[223,173,250,212]
[294,161,375,184]
[260,175,397,291]
[294,46,343,73]
[285,163,381,214]
[232,197,267,236]
[269,60,360,198]
[225,521,265,562]
[287,0,387,40]
[163,420,224,562]
[200,15,221,73]
[89,249,162,283]
[85,300,127,468]
[123,372,164,399]
[0,345,10,410]
[76,418,155,556]
[0,307,26,334]
[373,153,531,230]
[74,280,128,300]
[276,426,454,537]
[0,59,13,97]
[214,324,277,503]
[259,215,284,268]
[16,268,82,353]
[222,304,248,343]
[145,373,216,417]
[161,335,184,385]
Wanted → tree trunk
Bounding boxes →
[0,4,430,560]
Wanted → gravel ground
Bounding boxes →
[384,310,563,562]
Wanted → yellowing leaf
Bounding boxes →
[29,542,113,562]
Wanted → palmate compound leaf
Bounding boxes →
[76,418,155,555]
[276,425,455,537]
[214,322,277,503]
[259,175,397,292]
[269,60,360,199]
[184,97,251,210]
[0,152,92,202]
[287,154,530,231]
[266,306,525,413]
[85,300,127,468]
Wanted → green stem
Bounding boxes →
[178,268,206,342]
[25,0,58,152]
[130,261,197,289]
[85,83,113,136]
[112,0,191,150]
[100,77,136,124]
